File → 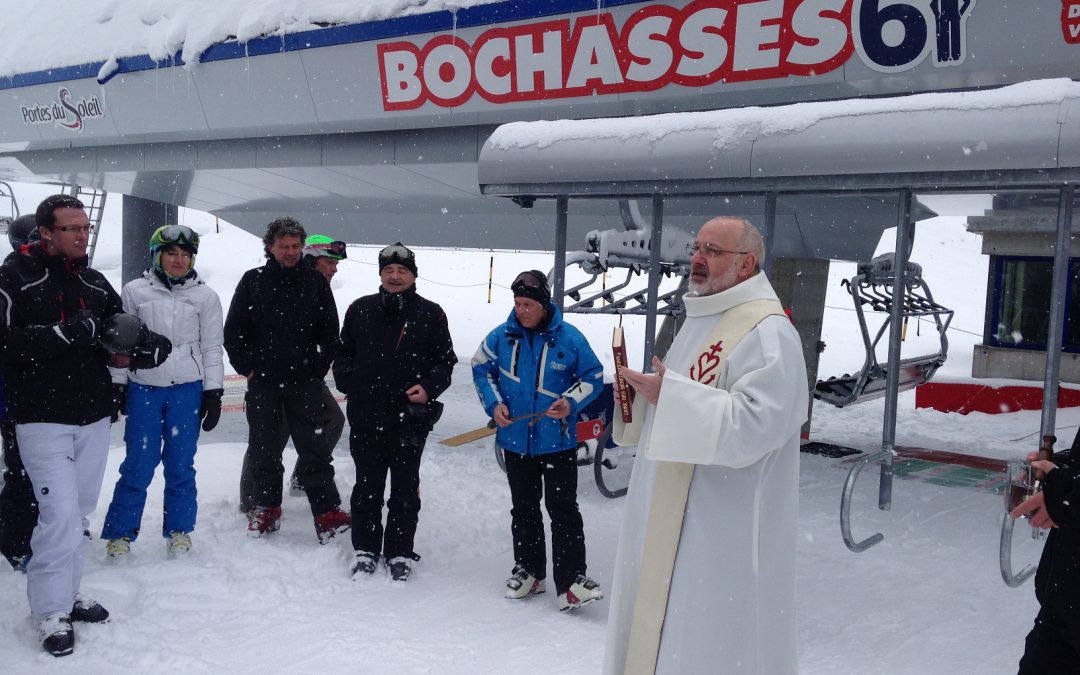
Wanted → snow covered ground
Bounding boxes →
[0,186,1060,672]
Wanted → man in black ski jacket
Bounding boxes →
[0,214,42,574]
[1012,429,1080,673]
[0,194,124,656]
[224,217,351,543]
[333,242,456,582]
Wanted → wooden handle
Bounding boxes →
[1034,434,1056,481]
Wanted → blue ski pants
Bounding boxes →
[102,381,203,541]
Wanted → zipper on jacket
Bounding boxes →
[527,335,549,457]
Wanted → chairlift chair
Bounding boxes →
[813,253,954,408]
[0,181,19,237]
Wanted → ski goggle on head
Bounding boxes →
[379,243,414,261]
[511,270,551,305]
[512,271,546,291]
[305,240,348,260]
[150,224,199,254]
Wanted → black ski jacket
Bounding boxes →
[333,286,456,429]
[0,243,122,425]
[1032,433,1080,618]
[223,258,339,386]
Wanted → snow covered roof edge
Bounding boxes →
[479,79,1080,196]
[0,0,537,88]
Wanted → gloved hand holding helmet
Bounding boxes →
[98,313,172,370]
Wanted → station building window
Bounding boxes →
[990,256,1080,352]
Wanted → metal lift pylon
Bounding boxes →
[549,198,692,498]
[837,188,922,553]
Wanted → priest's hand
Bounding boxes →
[621,356,667,405]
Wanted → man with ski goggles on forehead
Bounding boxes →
[472,269,605,612]
[303,235,347,282]
[333,242,456,582]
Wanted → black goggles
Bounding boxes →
[512,271,546,291]
[380,243,414,261]
[160,225,199,248]
[307,241,348,259]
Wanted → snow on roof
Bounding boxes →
[486,78,1080,153]
[0,0,500,79]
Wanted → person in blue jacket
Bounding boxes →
[472,269,605,612]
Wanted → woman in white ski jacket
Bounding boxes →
[100,225,224,557]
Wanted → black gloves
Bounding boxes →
[55,314,98,347]
[200,389,223,432]
[129,331,172,371]
[110,384,127,423]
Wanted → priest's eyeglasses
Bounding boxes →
[686,242,748,258]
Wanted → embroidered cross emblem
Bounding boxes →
[689,340,723,385]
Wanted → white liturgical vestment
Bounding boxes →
[604,271,808,675]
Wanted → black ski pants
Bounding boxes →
[348,414,427,560]
[241,378,342,516]
[504,447,587,595]
[1019,605,1080,674]
[0,418,37,567]
[239,383,344,512]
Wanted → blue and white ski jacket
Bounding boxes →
[472,304,603,456]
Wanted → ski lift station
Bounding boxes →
[2,0,1080,579]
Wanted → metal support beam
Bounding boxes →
[841,188,914,553]
[122,194,177,285]
[1041,185,1075,438]
[643,196,664,370]
[762,192,777,274]
[880,188,913,511]
[553,196,568,309]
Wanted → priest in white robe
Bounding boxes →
[604,216,809,675]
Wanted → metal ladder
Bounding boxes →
[64,184,107,266]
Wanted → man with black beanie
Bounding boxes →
[471,269,605,612]
[334,242,456,582]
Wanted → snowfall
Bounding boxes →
[0,181,1067,674]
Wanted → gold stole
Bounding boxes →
[624,299,785,675]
